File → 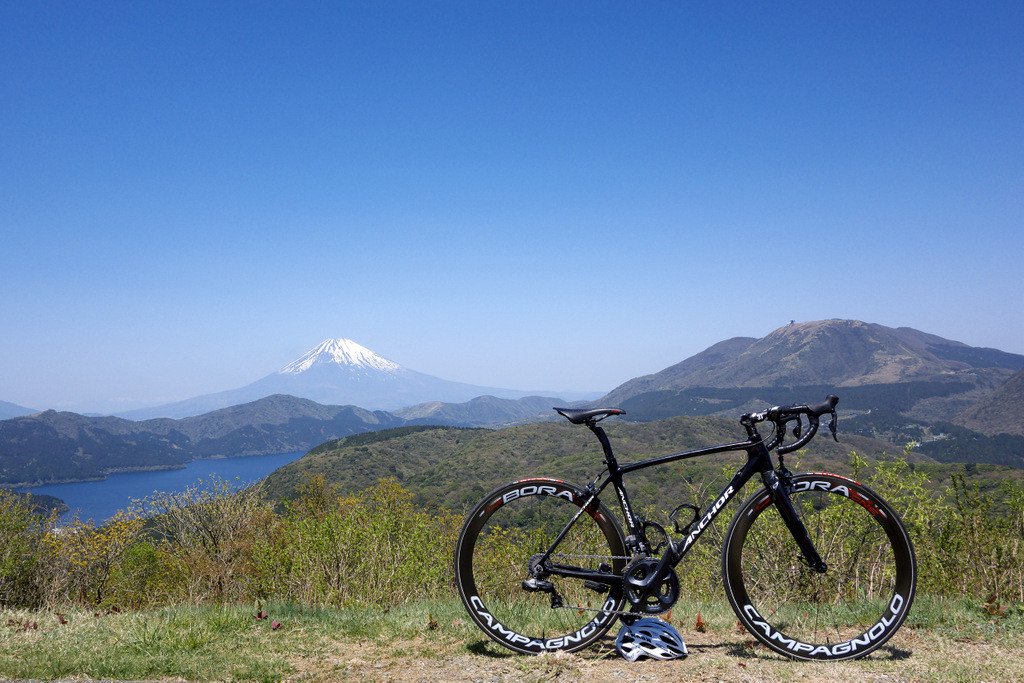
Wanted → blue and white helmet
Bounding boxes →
[615,617,688,661]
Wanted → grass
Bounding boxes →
[3,597,1024,682]
[3,602,334,681]
[0,599,479,682]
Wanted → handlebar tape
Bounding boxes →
[774,395,838,455]
[808,394,839,416]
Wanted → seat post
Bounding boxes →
[587,421,618,467]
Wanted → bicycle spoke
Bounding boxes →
[455,479,626,654]
[723,474,916,661]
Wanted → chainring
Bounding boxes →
[622,557,680,615]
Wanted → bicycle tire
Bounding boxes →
[722,472,916,661]
[455,478,627,654]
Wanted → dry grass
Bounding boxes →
[292,626,1024,682]
[292,598,1024,682]
[2,598,1023,682]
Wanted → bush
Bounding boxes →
[41,508,144,607]
[850,450,1024,602]
[0,490,54,608]
[143,477,271,604]
[4,462,1024,613]
[248,475,460,607]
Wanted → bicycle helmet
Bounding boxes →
[615,617,688,661]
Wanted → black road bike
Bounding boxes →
[454,396,917,661]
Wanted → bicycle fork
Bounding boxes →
[739,416,828,575]
[763,469,828,573]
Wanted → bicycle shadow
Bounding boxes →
[722,641,912,661]
[465,635,911,663]
[464,635,627,661]
[869,645,913,661]
[465,640,513,658]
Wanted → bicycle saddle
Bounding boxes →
[553,407,625,424]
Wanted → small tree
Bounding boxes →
[144,477,269,602]
[42,508,144,606]
[0,490,56,608]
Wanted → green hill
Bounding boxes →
[262,415,936,513]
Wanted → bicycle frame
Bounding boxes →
[536,418,826,594]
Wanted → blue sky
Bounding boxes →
[2,1,1022,414]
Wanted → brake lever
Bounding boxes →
[772,414,802,452]
[827,411,839,442]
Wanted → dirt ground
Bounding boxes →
[291,626,1024,682]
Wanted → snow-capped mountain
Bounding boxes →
[279,338,402,375]
[118,338,540,419]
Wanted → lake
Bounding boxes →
[17,451,305,525]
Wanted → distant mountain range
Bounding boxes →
[602,320,1022,399]
[598,320,1024,433]
[118,338,584,419]
[0,393,565,487]
[393,395,565,426]
[3,320,1023,487]
[0,401,37,420]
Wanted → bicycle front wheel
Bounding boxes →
[722,473,916,661]
[455,478,627,654]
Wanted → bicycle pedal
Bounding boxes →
[583,580,609,594]
[521,578,554,593]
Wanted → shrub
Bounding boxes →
[0,490,54,608]
[851,450,1024,602]
[248,476,460,607]
[143,477,271,604]
[41,507,144,607]
[4,458,1024,613]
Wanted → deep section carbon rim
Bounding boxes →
[455,478,627,654]
[723,473,916,661]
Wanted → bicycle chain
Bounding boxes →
[548,553,632,561]
[546,553,661,619]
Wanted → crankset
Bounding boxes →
[622,557,680,615]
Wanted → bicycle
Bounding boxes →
[454,395,917,661]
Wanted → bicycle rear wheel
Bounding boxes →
[722,473,916,661]
[455,478,627,654]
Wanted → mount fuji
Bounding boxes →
[119,338,542,420]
